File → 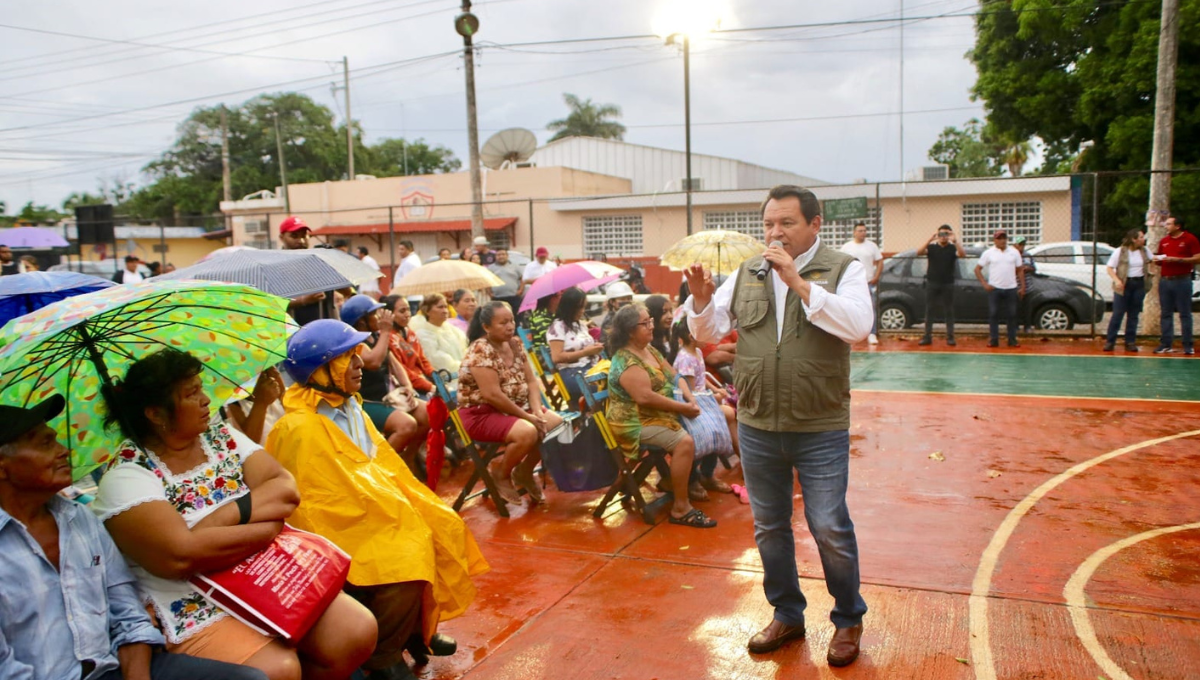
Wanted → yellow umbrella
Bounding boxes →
[391,259,503,297]
[660,230,765,277]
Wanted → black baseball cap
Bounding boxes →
[0,395,65,446]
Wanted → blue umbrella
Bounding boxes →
[156,249,354,298]
[0,271,115,328]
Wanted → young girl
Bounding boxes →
[671,320,740,500]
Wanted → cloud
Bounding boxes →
[0,0,984,212]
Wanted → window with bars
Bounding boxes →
[823,207,882,248]
[703,211,764,240]
[582,215,643,256]
[960,201,1042,245]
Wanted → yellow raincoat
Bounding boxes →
[267,375,488,640]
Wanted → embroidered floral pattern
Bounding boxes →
[107,423,247,641]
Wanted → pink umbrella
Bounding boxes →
[519,262,620,312]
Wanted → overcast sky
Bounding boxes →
[0,0,984,212]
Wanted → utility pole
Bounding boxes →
[220,105,232,203]
[273,112,291,215]
[456,1,485,240]
[343,56,355,180]
[1141,0,1180,335]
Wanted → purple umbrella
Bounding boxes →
[0,227,70,249]
[519,262,620,313]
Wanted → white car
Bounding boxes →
[1026,241,1115,302]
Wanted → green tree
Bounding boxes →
[363,138,461,176]
[14,201,65,225]
[927,118,1004,178]
[970,0,1200,239]
[62,192,106,212]
[546,93,626,142]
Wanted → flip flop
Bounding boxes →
[668,508,717,528]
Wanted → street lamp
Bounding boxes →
[654,0,728,235]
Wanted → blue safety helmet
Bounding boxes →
[284,319,370,385]
[339,294,386,327]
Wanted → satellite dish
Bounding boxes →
[480,128,537,169]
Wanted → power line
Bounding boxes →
[1,0,417,69]
[0,20,333,66]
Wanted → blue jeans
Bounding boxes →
[95,650,268,680]
[987,287,1018,344]
[1158,277,1194,349]
[1106,276,1146,346]
[738,424,867,629]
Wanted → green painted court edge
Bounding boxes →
[848,352,1200,402]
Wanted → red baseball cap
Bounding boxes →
[279,216,310,234]
[993,230,1008,239]
[535,246,549,257]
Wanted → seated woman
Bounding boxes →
[409,293,468,374]
[458,301,563,507]
[672,320,739,501]
[341,294,430,473]
[383,296,436,397]
[546,286,604,409]
[645,295,676,361]
[446,289,477,334]
[92,348,377,680]
[269,320,489,680]
[605,305,715,529]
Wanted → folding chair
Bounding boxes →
[574,371,674,524]
[431,370,514,518]
[517,327,571,411]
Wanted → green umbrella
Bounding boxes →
[0,279,295,481]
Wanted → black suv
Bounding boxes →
[877,247,1105,331]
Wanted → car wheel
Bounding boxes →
[879,303,910,330]
[1035,303,1074,331]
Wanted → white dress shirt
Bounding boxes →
[359,254,382,295]
[684,237,874,346]
[522,259,557,282]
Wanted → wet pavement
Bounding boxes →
[423,339,1200,679]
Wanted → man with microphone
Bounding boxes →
[683,185,872,667]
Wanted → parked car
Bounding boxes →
[425,250,530,266]
[48,259,151,279]
[1026,241,1116,303]
[878,248,1105,331]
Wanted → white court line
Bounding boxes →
[968,429,1200,680]
[1064,522,1200,680]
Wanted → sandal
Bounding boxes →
[668,508,717,528]
[489,468,523,505]
[511,464,545,504]
[700,476,732,494]
[688,479,710,502]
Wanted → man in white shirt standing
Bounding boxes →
[522,247,557,286]
[355,246,383,299]
[974,230,1025,348]
[683,185,872,668]
[838,223,883,345]
[112,255,143,285]
[392,240,424,313]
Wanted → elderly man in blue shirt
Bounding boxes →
[0,394,267,680]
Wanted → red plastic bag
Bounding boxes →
[190,525,350,641]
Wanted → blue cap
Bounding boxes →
[339,294,386,327]
[284,319,370,385]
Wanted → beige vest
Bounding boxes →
[729,244,855,433]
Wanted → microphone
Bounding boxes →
[754,241,783,281]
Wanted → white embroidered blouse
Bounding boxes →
[91,422,260,643]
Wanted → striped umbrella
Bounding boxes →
[157,249,353,298]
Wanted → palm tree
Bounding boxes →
[1002,139,1032,177]
[546,93,626,142]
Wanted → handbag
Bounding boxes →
[189,525,351,641]
[539,415,618,492]
[681,390,733,459]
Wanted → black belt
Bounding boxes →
[1126,276,1144,280]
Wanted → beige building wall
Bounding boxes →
[73,236,222,268]
[878,191,1074,251]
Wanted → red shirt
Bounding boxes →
[1156,230,1200,278]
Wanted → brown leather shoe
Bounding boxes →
[826,624,863,667]
[747,618,805,654]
